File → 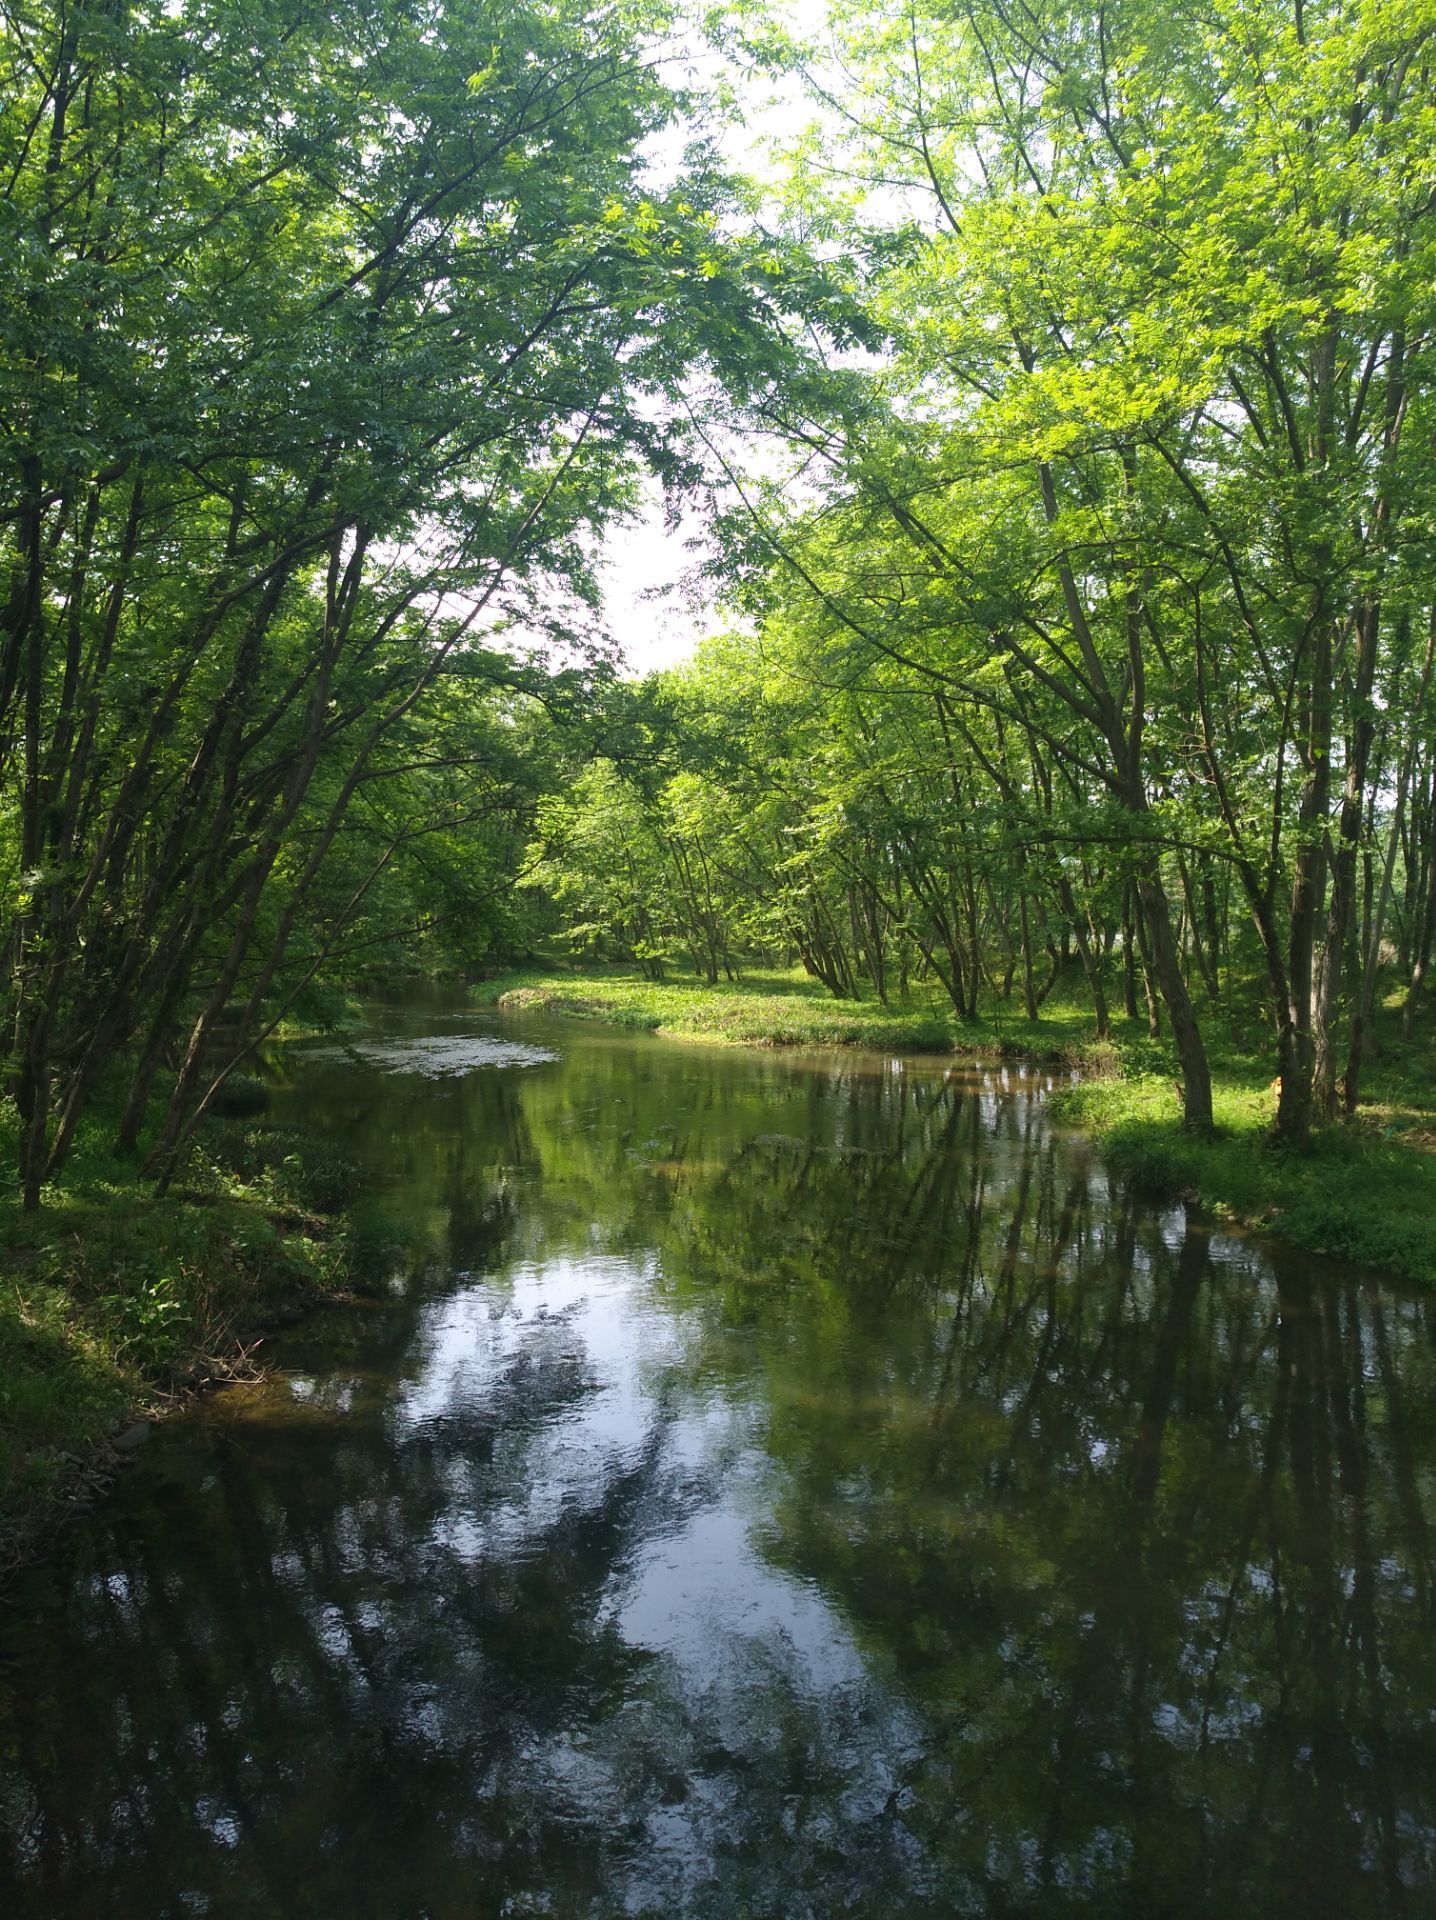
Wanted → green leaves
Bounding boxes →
[0,0,843,1192]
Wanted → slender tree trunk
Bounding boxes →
[1055,877,1109,1041]
[1345,616,1434,1108]
[1277,619,1334,1147]
[1120,883,1139,1022]
[1020,892,1039,1022]
[1177,852,1220,1001]
[1137,861,1212,1131]
[1131,891,1162,1037]
[1402,838,1436,1038]
[1314,607,1384,1121]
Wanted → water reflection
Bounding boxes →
[2,1022,1435,1917]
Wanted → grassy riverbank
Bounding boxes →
[1049,1065,1436,1285]
[0,1099,394,1580]
[480,964,1436,1286]
[477,964,1117,1061]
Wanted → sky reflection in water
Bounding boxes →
[2,1014,1435,1918]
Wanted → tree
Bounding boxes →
[692,0,1436,1137]
[0,0,840,1201]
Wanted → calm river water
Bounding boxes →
[3,1009,1435,1917]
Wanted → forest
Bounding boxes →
[3,0,1436,1523]
[7,4,1436,1912]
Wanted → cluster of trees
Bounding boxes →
[6,0,1435,1202]
[533,0,1436,1145]
[0,0,853,1205]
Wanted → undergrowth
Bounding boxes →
[0,1095,403,1579]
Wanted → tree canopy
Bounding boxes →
[0,0,862,1201]
[527,0,1436,1142]
[4,0,1436,1199]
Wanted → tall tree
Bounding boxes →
[0,0,840,1201]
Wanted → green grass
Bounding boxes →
[479,961,1436,1287]
[1044,982,1436,1284]
[0,1096,401,1579]
[475,963,1119,1061]
[1049,1071,1436,1285]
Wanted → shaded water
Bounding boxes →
[3,1011,1436,1918]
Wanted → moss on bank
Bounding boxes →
[480,964,1436,1287]
[0,1102,400,1581]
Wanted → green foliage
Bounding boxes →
[1053,1073,1436,1285]
[1,0,830,1200]
[664,0,1436,1142]
[0,1092,402,1570]
[197,1120,365,1216]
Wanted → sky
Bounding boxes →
[592,1,830,679]
[597,484,714,677]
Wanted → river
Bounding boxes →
[2,1007,1434,1917]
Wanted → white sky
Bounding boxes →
[598,484,711,677]
[596,1,828,678]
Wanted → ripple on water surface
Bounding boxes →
[302,1032,558,1076]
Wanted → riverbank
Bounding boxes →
[0,1103,394,1583]
[1050,1071,1436,1285]
[481,965,1436,1286]
[478,965,1116,1061]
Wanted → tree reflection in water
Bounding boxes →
[2,1021,1435,1917]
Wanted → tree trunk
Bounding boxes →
[1276,620,1334,1147]
[1313,607,1384,1121]
[1020,893,1038,1022]
[1345,616,1434,1109]
[1137,862,1213,1131]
